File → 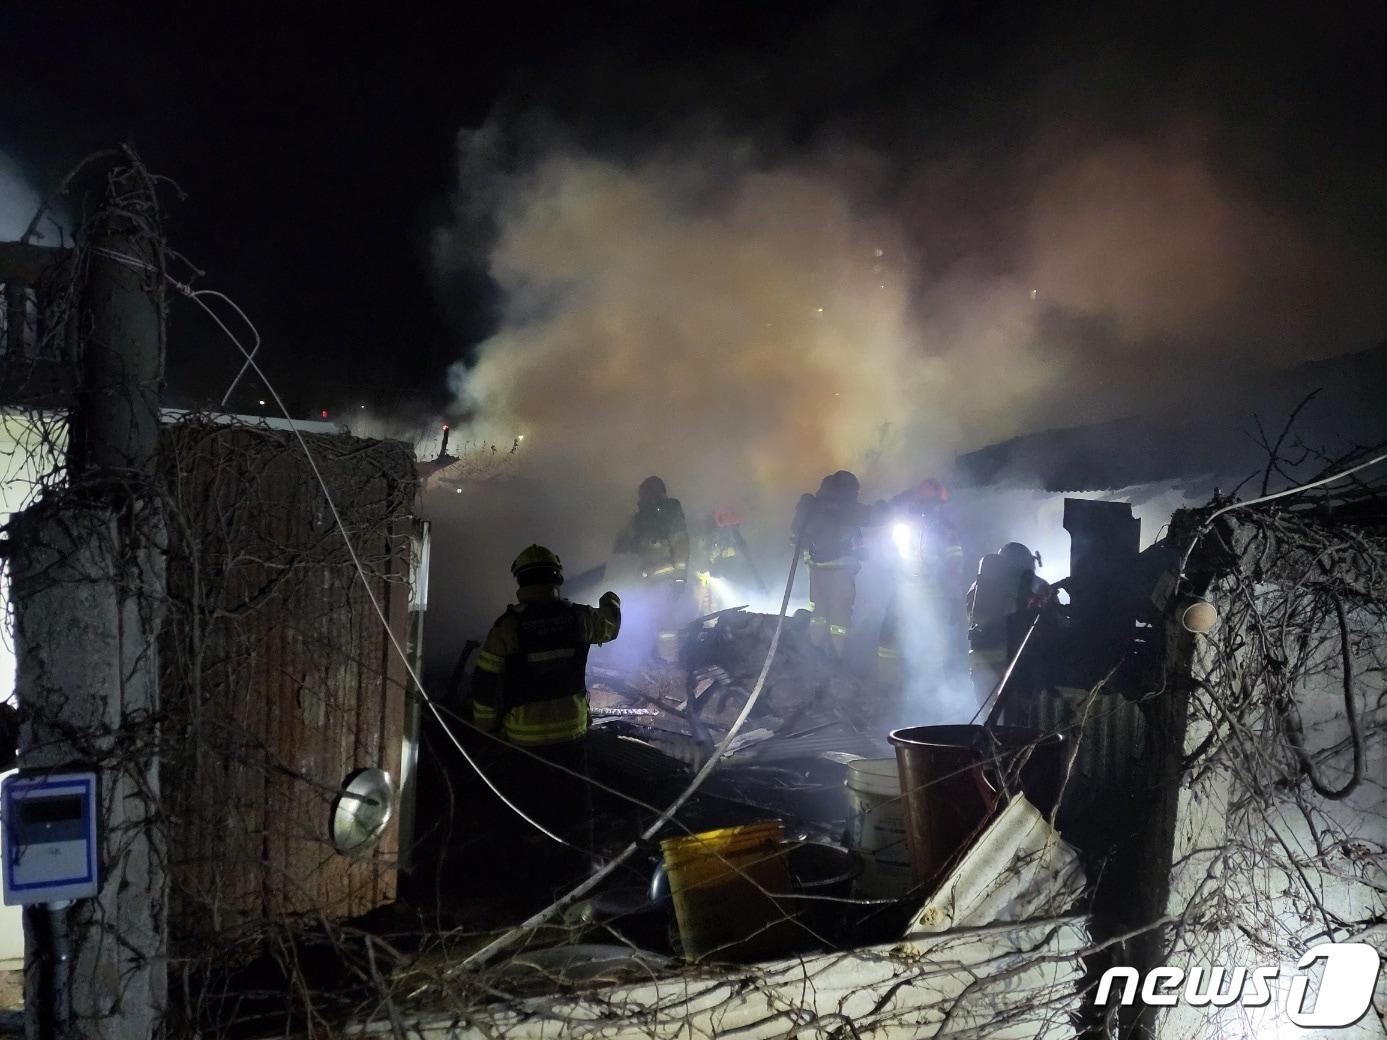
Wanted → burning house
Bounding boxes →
[2,7,1385,1036]
[388,359,1386,1039]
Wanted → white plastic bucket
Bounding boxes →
[845,758,913,899]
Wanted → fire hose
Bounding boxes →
[971,608,1045,732]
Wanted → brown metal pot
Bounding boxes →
[887,724,1066,893]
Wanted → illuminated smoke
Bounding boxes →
[880,576,964,725]
[438,128,1384,498]
[426,122,1386,652]
[0,153,41,240]
[440,146,941,513]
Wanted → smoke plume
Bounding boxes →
[434,124,1383,496]
[425,108,1385,662]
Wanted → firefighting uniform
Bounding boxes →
[794,489,877,657]
[613,493,690,662]
[965,553,1049,707]
[472,583,621,894]
[693,513,753,615]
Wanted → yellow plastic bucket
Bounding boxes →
[660,821,795,961]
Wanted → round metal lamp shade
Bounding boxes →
[330,768,395,854]
[1180,598,1219,634]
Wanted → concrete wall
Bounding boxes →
[1163,589,1387,1038]
[0,414,62,967]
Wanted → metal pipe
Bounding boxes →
[974,609,1043,731]
[4,282,28,359]
[33,900,72,1040]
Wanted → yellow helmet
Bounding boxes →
[511,544,563,586]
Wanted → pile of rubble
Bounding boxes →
[585,608,899,832]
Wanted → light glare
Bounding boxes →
[892,522,914,560]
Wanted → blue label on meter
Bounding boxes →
[2,772,99,904]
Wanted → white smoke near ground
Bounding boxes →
[424,120,1386,686]
[0,152,42,241]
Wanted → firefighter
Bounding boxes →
[613,476,690,662]
[965,541,1050,708]
[793,470,880,658]
[692,505,764,615]
[876,479,965,689]
[472,544,622,899]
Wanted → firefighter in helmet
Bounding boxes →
[692,505,765,615]
[792,470,885,659]
[876,479,965,689]
[965,541,1050,708]
[472,545,621,897]
[613,476,690,662]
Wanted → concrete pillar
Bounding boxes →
[9,160,167,1039]
[11,503,167,1039]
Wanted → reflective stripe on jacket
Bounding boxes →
[472,586,621,746]
[615,499,689,580]
[504,693,591,747]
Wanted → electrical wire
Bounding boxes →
[98,246,828,965]
[191,288,262,407]
[102,254,576,848]
[1178,450,1387,577]
[197,299,570,841]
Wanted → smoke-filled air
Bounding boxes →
[422,118,1386,655]
[0,153,41,241]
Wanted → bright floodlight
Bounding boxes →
[892,522,914,560]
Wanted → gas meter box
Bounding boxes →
[2,770,100,905]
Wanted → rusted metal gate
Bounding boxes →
[159,422,416,948]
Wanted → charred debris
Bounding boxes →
[377,450,1386,1040]
[397,501,1176,991]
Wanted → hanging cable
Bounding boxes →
[113,260,576,847]
[191,288,262,406]
[1178,450,1387,577]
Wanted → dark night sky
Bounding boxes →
[2,1,1384,418]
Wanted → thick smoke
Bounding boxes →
[425,119,1385,668]
[436,126,1383,486]
[0,152,41,240]
[438,143,939,511]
